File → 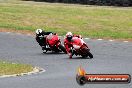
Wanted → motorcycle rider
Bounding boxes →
[64,32,82,58]
[35,29,54,51]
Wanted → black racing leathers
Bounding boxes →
[36,32,53,49]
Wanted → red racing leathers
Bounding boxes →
[64,35,82,58]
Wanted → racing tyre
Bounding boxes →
[58,44,67,54]
[88,51,93,58]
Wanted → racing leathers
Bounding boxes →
[64,35,82,58]
[36,31,53,50]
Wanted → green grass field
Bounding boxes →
[0,0,132,39]
[0,61,33,75]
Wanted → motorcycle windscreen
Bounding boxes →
[72,37,83,49]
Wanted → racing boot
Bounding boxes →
[68,53,72,59]
[42,46,46,51]
[42,46,46,53]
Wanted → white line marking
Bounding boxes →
[6,32,11,34]
[17,33,21,35]
[97,39,103,40]
[109,40,114,42]
[2,62,6,63]
[124,41,128,42]
[27,34,31,36]
[3,32,132,43]
[12,63,16,64]
[85,38,90,40]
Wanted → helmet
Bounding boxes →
[36,29,43,35]
[66,32,73,42]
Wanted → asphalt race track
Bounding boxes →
[0,32,132,88]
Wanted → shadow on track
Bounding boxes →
[42,52,66,55]
[63,56,92,60]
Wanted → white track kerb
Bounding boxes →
[0,67,45,78]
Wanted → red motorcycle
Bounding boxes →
[44,33,66,53]
[70,37,93,58]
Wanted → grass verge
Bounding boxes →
[0,61,33,76]
[0,0,132,39]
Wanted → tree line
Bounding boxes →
[26,0,132,6]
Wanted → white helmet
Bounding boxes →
[66,32,73,37]
[36,29,43,35]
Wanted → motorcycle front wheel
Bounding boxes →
[58,44,67,54]
[88,51,93,58]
